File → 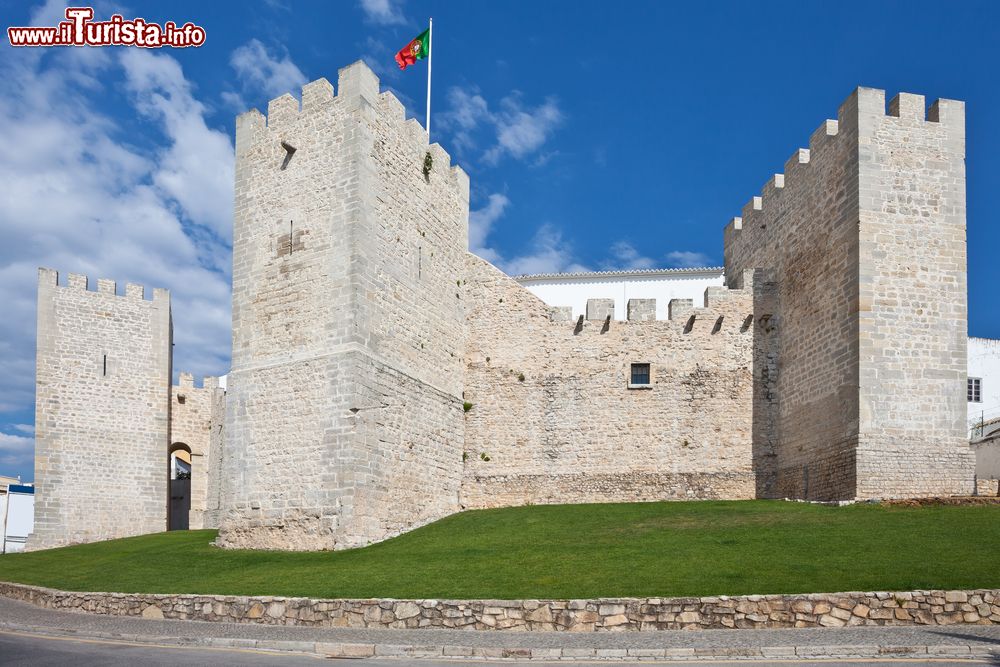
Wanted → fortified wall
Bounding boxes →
[461,256,758,507]
[29,270,172,550]
[26,63,978,552]
[170,373,225,529]
[724,88,973,499]
[217,61,470,551]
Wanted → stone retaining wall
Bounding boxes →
[2,582,997,631]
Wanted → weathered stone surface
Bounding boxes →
[141,605,164,619]
[26,62,977,555]
[461,255,757,508]
[170,375,226,530]
[725,88,973,501]
[28,270,172,551]
[216,62,469,551]
[394,602,422,620]
[2,582,996,632]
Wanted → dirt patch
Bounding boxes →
[882,496,1000,507]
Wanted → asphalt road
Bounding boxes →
[0,629,325,665]
[0,629,997,667]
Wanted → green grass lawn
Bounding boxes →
[1,500,998,599]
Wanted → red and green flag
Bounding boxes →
[395,28,429,70]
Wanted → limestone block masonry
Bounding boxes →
[28,270,172,550]
[724,88,974,500]
[1,582,997,631]
[170,374,226,529]
[462,256,758,508]
[26,65,979,552]
[217,61,470,550]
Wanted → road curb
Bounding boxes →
[1,621,996,661]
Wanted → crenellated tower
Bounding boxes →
[28,269,172,550]
[724,87,973,500]
[217,61,470,550]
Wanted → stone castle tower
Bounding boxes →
[215,62,471,550]
[29,270,172,549]
[725,88,973,499]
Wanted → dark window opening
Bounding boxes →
[969,377,982,403]
[280,140,296,170]
[630,363,651,386]
[102,354,107,377]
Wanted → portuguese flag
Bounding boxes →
[395,28,429,70]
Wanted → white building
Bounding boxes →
[969,337,1000,438]
[516,269,1000,441]
[1,476,34,554]
[515,267,725,321]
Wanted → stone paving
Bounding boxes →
[1,597,998,661]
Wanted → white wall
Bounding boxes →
[2,485,34,554]
[969,337,1000,433]
[516,269,725,321]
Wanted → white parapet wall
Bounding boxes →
[514,267,725,321]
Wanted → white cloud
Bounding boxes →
[439,87,562,165]
[467,195,587,277]
[120,49,235,242]
[30,0,74,26]
[666,250,714,268]
[229,39,307,103]
[602,241,658,271]
[0,431,34,471]
[484,95,563,164]
[499,225,589,277]
[469,193,509,262]
[440,87,489,153]
[360,36,397,78]
[359,0,406,25]
[0,41,234,477]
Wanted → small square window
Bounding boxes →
[630,363,651,387]
[968,378,981,403]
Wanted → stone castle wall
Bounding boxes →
[25,75,977,552]
[28,269,172,550]
[724,87,973,500]
[170,373,224,529]
[217,61,468,551]
[461,255,757,508]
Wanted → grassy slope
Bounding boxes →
[1,501,998,599]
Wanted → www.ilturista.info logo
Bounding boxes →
[8,7,206,48]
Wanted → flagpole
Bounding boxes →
[426,17,432,141]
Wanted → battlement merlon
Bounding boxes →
[37,267,169,304]
[233,61,469,188]
[173,373,222,390]
[723,87,964,252]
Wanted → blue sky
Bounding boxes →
[0,0,997,481]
